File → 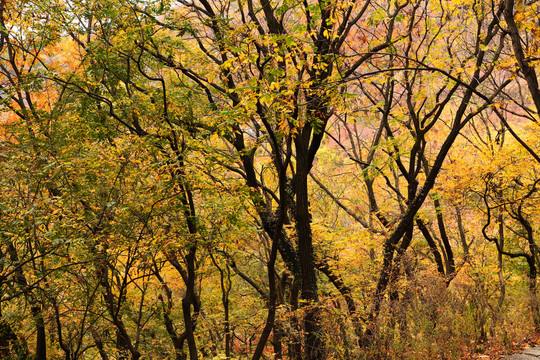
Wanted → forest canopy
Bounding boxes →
[2,0,540,359]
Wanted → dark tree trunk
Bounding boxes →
[32,306,46,360]
[92,330,110,360]
[295,130,324,360]
[434,199,455,277]
[0,305,25,359]
[416,219,445,276]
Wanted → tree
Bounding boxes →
[5,0,540,359]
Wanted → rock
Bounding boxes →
[504,354,539,360]
[524,347,540,356]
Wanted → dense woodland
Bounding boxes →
[4,0,540,359]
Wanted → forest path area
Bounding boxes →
[504,346,540,359]
[505,347,540,359]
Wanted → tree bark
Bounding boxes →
[295,129,325,360]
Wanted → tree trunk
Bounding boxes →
[295,131,324,360]
[32,305,46,360]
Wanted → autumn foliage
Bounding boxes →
[2,0,540,359]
